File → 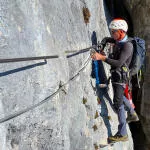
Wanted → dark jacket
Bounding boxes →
[104,37,133,82]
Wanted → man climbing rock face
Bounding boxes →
[91,18,138,142]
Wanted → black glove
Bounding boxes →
[101,37,115,45]
[97,37,110,50]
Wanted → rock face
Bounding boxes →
[124,0,150,148]
[0,0,133,150]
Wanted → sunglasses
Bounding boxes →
[111,30,118,34]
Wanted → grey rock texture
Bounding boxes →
[125,0,150,148]
[0,0,133,150]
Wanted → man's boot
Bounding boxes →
[126,112,139,123]
[108,133,128,142]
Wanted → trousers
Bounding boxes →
[112,83,127,136]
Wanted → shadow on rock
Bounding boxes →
[91,31,115,137]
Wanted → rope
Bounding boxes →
[0,53,91,124]
[0,55,59,63]
[0,46,93,63]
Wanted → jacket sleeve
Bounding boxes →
[105,42,133,68]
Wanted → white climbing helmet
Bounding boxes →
[109,18,128,32]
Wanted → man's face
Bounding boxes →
[110,29,120,40]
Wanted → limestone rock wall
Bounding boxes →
[124,0,150,147]
[0,0,133,150]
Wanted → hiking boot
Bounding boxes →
[108,133,128,142]
[126,112,139,123]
